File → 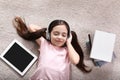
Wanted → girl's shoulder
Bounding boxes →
[40,36,51,45]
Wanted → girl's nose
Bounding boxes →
[58,35,62,38]
[57,35,63,41]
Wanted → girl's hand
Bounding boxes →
[66,32,80,64]
[66,32,72,44]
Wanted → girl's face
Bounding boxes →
[50,25,68,47]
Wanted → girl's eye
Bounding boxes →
[53,32,67,37]
[62,34,67,37]
[54,32,59,35]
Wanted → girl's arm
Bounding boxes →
[29,24,41,46]
[66,33,80,65]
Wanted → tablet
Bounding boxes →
[0,39,37,76]
[90,30,116,62]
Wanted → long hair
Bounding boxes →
[12,17,91,73]
[71,31,91,72]
[12,16,46,40]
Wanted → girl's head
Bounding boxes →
[47,20,70,47]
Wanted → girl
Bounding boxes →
[12,17,91,80]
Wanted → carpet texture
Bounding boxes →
[0,0,120,80]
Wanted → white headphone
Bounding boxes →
[46,27,50,40]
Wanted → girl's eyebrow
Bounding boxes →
[53,31,59,32]
[54,31,67,34]
[53,31,67,34]
[62,32,67,34]
[53,31,59,34]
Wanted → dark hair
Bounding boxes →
[71,31,91,72]
[12,17,91,73]
[12,17,47,40]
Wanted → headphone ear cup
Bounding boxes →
[46,32,50,40]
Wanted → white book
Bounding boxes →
[90,30,116,62]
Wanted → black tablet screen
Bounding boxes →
[3,42,34,72]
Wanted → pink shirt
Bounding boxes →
[30,37,70,80]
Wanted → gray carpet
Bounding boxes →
[0,0,120,80]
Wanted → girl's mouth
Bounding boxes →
[55,39,63,43]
